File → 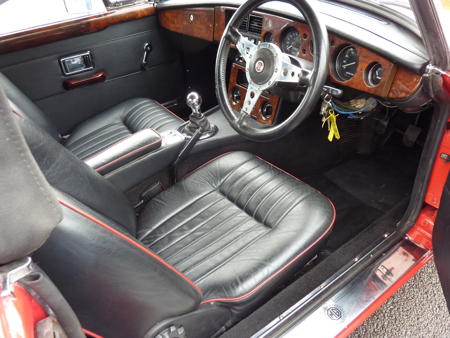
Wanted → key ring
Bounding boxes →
[323,94,332,105]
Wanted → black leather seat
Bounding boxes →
[13,88,336,337]
[0,73,183,160]
[140,152,335,302]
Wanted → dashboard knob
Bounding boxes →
[232,87,242,104]
[260,101,273,120]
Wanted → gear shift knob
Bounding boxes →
[186,92,202,116]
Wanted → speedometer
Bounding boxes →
[335,45,359,81]
[281,28,301,56]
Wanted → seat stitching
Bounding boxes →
[132,112,162,129]
[125,102,154,122]
[73,131,130,159]
[142,196,224,247]
[192,225,269,283]
[137,190,218,241]
[215,158,255,189]
[164,209,245,263]
[241,172,276,213]
[68,123,127,151]
[220,159,259,191]
[136,110,172,130]
[140,114,171,130]
[67,122,124,148]
[154,199,232,255]
[261,187,299,225]
[125,104,156,131]
[176,216,257,271]
[218,162,261,201]
[251,180,285,219]
[124,101,150,119]
[68,125,128,152]
[126,103,158,128]
[230,166,267,204]
[272,191,314,228]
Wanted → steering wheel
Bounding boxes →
[215,0,329,141]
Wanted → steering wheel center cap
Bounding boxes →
[247,43,280,87]
[255,59,265,73]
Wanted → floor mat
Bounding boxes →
[303,139,420,251]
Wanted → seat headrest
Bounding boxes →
[0,86,62,265]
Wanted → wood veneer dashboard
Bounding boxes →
[158,6,423,123]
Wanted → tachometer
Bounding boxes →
[335,45,359,81]
[281,28,301,56]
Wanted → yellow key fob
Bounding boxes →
[327,111,340,142]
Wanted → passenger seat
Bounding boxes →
[0,73,184,160]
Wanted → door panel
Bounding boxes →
[0,14,185,133]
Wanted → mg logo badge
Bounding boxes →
[255,60,265,73]
[326,306,343,320]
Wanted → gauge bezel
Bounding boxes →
[263,32,274,43]
[280,27,301,56]
[365,62,384,87]
[334,45,359,82]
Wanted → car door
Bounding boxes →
[0,0,185,134]
[420,0,450,315]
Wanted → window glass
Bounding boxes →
[0,0,106,36]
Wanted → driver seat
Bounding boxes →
[17,111,335,337]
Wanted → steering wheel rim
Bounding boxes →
[215,0,330,141]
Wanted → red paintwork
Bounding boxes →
[407,205,437,250]
[0,284,47,338]
[425,126,450,208]
[443,72,450,95]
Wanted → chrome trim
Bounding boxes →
[253,239,429,337]
[59,51,94,76]
[0,257,33,297]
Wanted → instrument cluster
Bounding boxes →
[267,26,386,88]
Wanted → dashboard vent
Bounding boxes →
[248,15,263,34]
[239,16,249,31]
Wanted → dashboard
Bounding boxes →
[158,6,424,124]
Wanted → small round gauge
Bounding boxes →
[335,45,359,81]
[281,28,301,56]
[366,62,384,87]
[263,32,274,43]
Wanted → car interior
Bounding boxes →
[0,0,436,337]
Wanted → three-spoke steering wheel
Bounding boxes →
[215,0,330,141]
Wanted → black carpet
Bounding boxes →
[302,137,420,251]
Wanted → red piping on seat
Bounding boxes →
[58,200,203,296]
[196,153,336,305]
[95,138,162,172]
[154,100,185,122]
[83,328,104,338]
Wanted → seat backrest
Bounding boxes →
[14,112,202,337]
[0,73,60,140]
[0,85,62,264]
[16,114,137,233]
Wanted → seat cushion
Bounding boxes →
[65,98,183,160]
[137,151,335,304]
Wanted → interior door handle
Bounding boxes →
[63,71,106,90]
[141,42,152,70]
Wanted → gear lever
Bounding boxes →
[181,92,217,139]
